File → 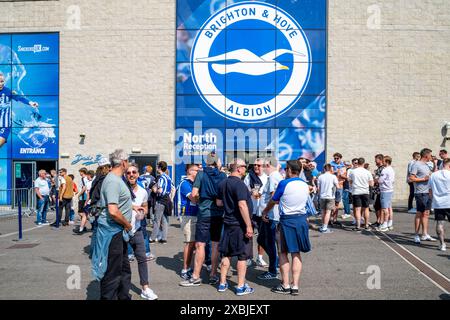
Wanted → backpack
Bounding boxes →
[85,174,106,218]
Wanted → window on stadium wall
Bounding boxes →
[0,33,59,200]
[175,0,326,183]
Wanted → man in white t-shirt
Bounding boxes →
[317,164,339,233]
[258,157,283,280]
[34,169,50,225]
[126,163,158,300]
[428,158,450,251]
[244,158,269,267]
[376,156,395,232]
[348,157,374,231]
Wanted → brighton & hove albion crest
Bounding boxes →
[190,1,312,123]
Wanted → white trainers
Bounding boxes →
[421,234,436,242]
[256,257,269,268]
[408,208,417,214]
[438,244,447,251]
[414,235,421,244]
[141,288,158,300]
[69,221,75,225]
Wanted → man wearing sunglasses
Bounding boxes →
[125,163,158,300]
[244,158,269,268]
[330,153,346,226]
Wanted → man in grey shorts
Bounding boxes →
[409,148,437,244]
[317,164,339,233]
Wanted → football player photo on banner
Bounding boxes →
[0,32,59,189]
[176,0,326,183]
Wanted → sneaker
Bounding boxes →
[352,227,362,233]
[271,283,291,295]
[140,288,158,300]
[180,268,193,280]
[370,222,380,228]
[421,234,436,242]
[179,277,201,287]
[235,283,254,296]
[257,271,279,280]
[159,240,167,244]
[319,228,333,234]
[388,226,394,231]
[414,235,421,244]
[208,275,219,285]
[408,208,417,214]
[41,221,50,226]
[290,287,299,296]
[438,244,447,251]
[246,259,253,267]
[36,222,42,226]
[256,257,269,268]
[146,253,156,262]
[217,282,229,292]
[149,239,157,243]
[128,254,135,262]
[69,221,75,225]
[377,226,389,232]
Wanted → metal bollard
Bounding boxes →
[18,192,23,241]
[55,191,60,228]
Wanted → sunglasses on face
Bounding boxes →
[254,164,262,167]
[126,170,137,175]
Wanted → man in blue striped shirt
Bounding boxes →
[150,161,172,244]
[0,72,39,148]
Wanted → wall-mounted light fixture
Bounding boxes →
[131,148,141,154]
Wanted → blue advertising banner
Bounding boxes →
[0,32,59,193]
[176,0,326,183]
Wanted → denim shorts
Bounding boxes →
[380,192,393,209]
[334,189,343,203]
[415,193,432,212]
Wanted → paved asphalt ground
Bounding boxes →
[0,207,449,300]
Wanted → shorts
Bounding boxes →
[78,200,86,213]
[0,127,11,140]
[335,189,343,203]
[252,215,262,233]
[181,216,197,243]
[434,208,450,222]
[374,194,381,211]
[352,194,370,208]
[195,216,223,243]
[319,198,335,211]
[380,192,393,209]
[415,193,432,213]
[219,224,253,261]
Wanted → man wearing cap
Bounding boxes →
[180,151,227,287]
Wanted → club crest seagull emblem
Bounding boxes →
[190,1,312,123]
[196,49,305,76]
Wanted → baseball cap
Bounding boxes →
[206,151,218,166]
[98,157,111,166]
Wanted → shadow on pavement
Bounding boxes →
[440,293,450,300]
[86,280,100,300]
[155,252,184,277]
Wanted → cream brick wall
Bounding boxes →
[2,0,449,200]
[328,0,450,200]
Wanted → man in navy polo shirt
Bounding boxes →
[262,160,311,296]
[216,158,254,296]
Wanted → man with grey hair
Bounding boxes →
[34,169,50,225]
[244,158,269,267]
[92,149,143,300]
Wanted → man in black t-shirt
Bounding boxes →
[216,158,255,296]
